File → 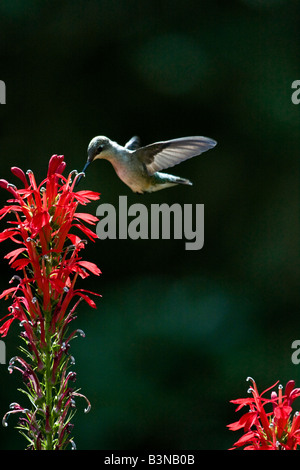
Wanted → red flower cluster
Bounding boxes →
[228,377,300,449]
[0,155,101,449]
[0,155,101,337]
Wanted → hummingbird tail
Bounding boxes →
[173,176,193,186]
[149,172,193,192]
[155,172,193,186]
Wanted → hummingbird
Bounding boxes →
[77,135,217,193]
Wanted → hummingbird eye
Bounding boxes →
[96,144,104,154]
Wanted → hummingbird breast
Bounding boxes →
[109,155,149,193]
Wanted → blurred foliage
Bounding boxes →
[0,0,299,450]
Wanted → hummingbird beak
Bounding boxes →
[82,160,91,174]
[75,160,91,187]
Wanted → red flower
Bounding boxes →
[0,155,101,450]
[228,377,300,450]
[0,155,102,449]
[0,156,101,337]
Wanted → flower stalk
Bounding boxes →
[0,155,101,449]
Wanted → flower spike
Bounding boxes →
[0,155,101,449]
[228,378,300,449]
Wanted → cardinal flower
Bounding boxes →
[0,155,101,450]
[228,377,300,450]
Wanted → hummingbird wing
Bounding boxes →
[136,136,217,175]
[125,136,141,150]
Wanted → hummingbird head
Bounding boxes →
[88,135,111,163]
[80,136,111,176]
[76,136,112,186]
[87,136,111,163]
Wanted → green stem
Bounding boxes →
[44,312,54,450]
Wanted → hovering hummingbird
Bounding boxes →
[77,135,217,193]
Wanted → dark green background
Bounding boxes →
[0,0,299,450]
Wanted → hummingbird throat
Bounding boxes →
[95,196,204,251]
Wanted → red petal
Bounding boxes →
[74,212,99,224]
[285,380,295,397]
[72,223,98,240]
[230,397,254,411]
[30,210,50,232]
[75,293,97,308]
[0,228,19,242]
[0,179,18,197]
[232,430,258,448]
[73,288,102,308]
[47,155,65,178]
[289,388,300,404]
[74,190,100,204]
[56,161,66,175]
[67,234,82,245]
[77,261,101,276]
[11,258,30,270]
[4,247,27,264]
[274,405,292,420]
[260,380,280,397]
[0,286,18,299]
[0,317,14,337]
[11,167,28,187]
